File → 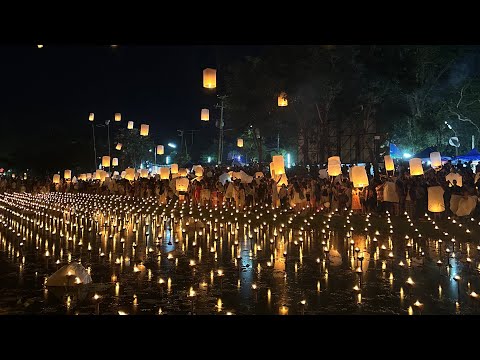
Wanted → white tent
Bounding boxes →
[46,262,92,287]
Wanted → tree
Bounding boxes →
[114,128,154,168]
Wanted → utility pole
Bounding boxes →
[177,130,184,156]
[215,95,228,164]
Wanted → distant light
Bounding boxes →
[237,155,241,161]
[287,153,291,168]
[166,156,171,165]
[111,45,118,48]
[403,153,412,159]
[168,143,176,148]
[149,149,152,153]
[208,156,212,163]
[37,44,43,49]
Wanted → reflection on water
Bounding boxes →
[0,192,479,315]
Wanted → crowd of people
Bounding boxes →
[1,159,480,220]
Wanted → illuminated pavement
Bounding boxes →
[0,192,479,315]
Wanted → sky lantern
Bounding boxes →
[125,168,135,181]
[430,152,442,169]
[160,167,170,180]
[201,109,209,121]
[328,156,341,177]
[86,173,92,180]
[272,155,285,175]
[351,166,369,188]
[114,113,121,122]
[171,164,178,174]
[157,145,164,155]
[176,177,189,192]
[384,155,394,172]
[278,92,288,107]
[140,124,149,136]
[203,68,217,89]
[64,170,71,180]
[237,138,244,148]
[89,113,94,122]
[53,174,60,184]
[194,165,204,177]
[178,168,188,177]
[428,186,445,212]
[409,158,424,176]
[116,143,122,150]
[102,156,111,168]
[79,174,87,181]
[112,158,118,167]
[127,121,134,130]
[140,169,149,178]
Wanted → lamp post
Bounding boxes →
[444,120,459,157]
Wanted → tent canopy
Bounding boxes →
[456,148,480,162]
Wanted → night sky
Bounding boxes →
[0,45,265,175]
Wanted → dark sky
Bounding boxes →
[0,45,265,174]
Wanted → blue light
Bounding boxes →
[208,156,212,163]
[166,156,171,165]
[168,143,176,148]
[237,155,241,161]
[403,153,412,159]
[286,153,291,168]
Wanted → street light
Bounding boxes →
[88,113,120,172]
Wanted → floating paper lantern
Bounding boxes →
[428,186,445,213]
[127,121,134,130]
[86,173,92,180]
[53,174,60,184]
[140,124,149,136]
[176,177,190,192]
[114,113,121,122]
[113,171,119,177]
[157,145,164,155]
[278,92,288,107]
[237,138,244,148]
[94,171,101,180]
[160,167,170,180]
[446,172,463,187]
[327,156,341,177]
[409,158,424,176]
[79,174,87,181]
[116,143,122,150]
[430,152,442,169]
[384,155,394,172]
[178,168,188,177]
[102,156,111,168]
[99,170,107,181]
[120,171,126,179]
[64,170,71,180]
[88,113,94,122]
[203,68,216,89]
[171,164,178,174]
[201,109,209,121]
[194,165,204,177]
[351,166,369,188]
[125,168,135,181]
[272,155,285,175]
[112,158,118,167]
[140,169,149,178]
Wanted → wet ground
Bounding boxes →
[0,192,479,315]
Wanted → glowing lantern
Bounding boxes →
[94,171,101,180]
[102,156,111,168]
[176,177,189,192]
[64,170,71,180]
[171,164,178,174]
[278,92,288,107]
[99,170,107,181]
[178,168,188,177]
[384,155,394,172]
[140,169,149,178]
[237,138,244,148]
[430,152,442,169]
[125,168,135,181]
[116,143,122,150]
[203,68,217,89]
[86,173,92,180]
[272,155,285,175]
[446,172,462,187]
[255,172,264,179]
[79,174,87,181]
[112,158,118,167]
[120,171,126,179]
[127,121,134,130]
[157,145,164,155]
[53,174,60,184]
[409,158,424,176]
[140,124,149,136]
[327,156,341,177]
[201,109,209,121]
[160,167,170,180]
[428,186,445,213]
[270,162,276,177]
[88,113,94,122]
[194,165,204,177]
[351,166,369,188]
[114,113,121,122]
